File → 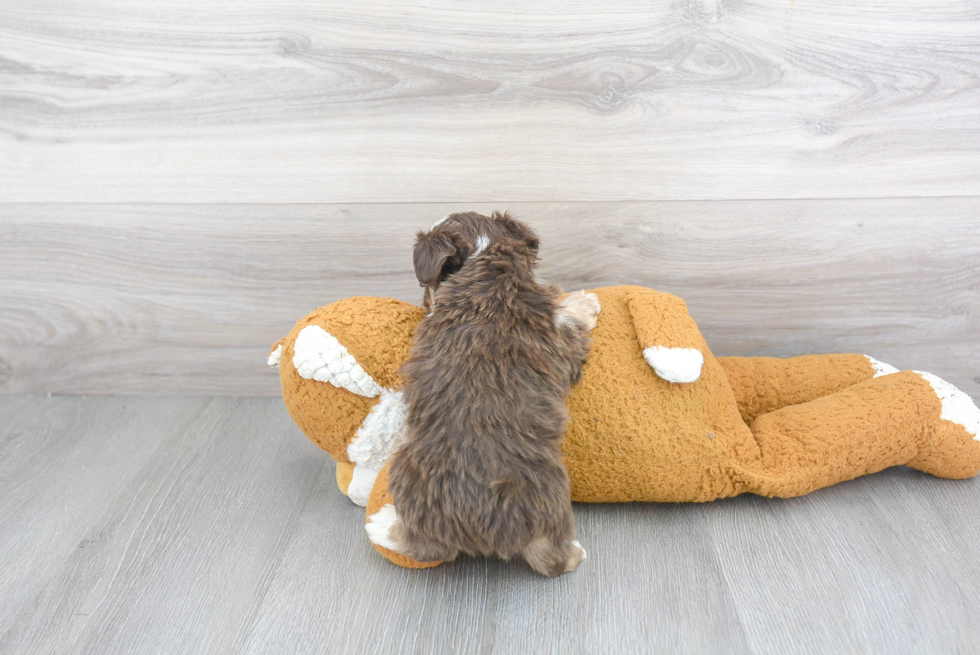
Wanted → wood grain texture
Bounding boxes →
[701,469,980,654]
[1,0,978,202]
[0,396,325,655]
[0,395,212,631]
[240,473,750,655]
[3,395,980,653]
[2,199,978,396]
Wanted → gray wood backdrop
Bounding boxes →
[1,0,978,396]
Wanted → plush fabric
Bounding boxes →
[271,285,980,569]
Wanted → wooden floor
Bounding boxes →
[2,393,979,654]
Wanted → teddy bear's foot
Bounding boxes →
[908,371,980,479]
[736,370,980,498]
[523,537,587,576]
[365,503,404,553]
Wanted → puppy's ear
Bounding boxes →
[492,211,540,254]
[413,230,471,287]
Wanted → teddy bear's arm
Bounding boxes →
[625,288,708,384]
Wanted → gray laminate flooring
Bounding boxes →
[1,394,978,654]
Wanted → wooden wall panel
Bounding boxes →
[1,0,978,202]
[2,199,977,396]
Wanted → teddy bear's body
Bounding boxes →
[552,286,980,502]
[270,285,980,569]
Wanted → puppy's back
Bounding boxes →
[392,239,576,560]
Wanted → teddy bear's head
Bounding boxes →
[270,296,424,504]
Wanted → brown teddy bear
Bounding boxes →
[268,285,980,569]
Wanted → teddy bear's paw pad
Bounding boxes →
[865,355,899,377]
[643,346,704,384]
[292,325,384,397]
[267,344,282,368]
[914,371,980,440]
[347,465,380,507]
[366,503,403,552]
[558,290,601,330]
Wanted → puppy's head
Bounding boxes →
[414,211,539,309]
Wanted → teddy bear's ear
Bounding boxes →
[413,230,471,288]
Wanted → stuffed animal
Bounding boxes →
[268,285,980,569]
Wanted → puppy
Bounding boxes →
[368,223,601,576]
[413,211,539,311]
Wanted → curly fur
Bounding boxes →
[413,211,540,310]
[388,229,594,576]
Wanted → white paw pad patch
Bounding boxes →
[347,465,380,507]
[366,503,402,551]
[292,325,383,397]
[865,355,899,378]
[643,347,704,384]
[915,371,980,440]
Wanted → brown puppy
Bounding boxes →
[367,229,600,576]
[413,211,539,311]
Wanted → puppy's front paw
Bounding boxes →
[366,503,403,553]
[558,290,601,331]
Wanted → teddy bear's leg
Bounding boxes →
[336,460,354,495]
[364,464,443,569]
[717,354,897,424]
[734,370,980,498]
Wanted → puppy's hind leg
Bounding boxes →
[366,503,459,563]
[523,535,587,577]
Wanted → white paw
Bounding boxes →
[564,539,588,572]
[643,346,704,384]
[914,371,980,440]
[865,355,899,378]
[365,503,403,552]
[346,465,379,507]
[557,290,601,330]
